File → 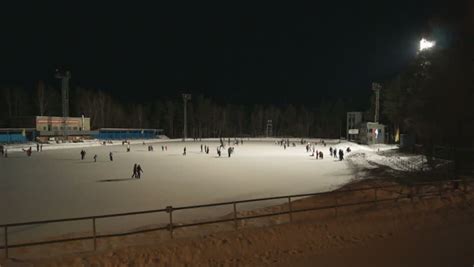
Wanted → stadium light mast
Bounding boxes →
[372,82,382,123]
[182,93,192,142]
[55,69,71,138]
[419,38,435,52]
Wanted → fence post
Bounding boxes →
[4,226,7,259]
[438,182,443,199]
[92,218,97,251]
[288,197,293,223]
[233,202,238,230]
[166,206,173,239]
[374,188,378,206]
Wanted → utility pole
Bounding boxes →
[372,82,381,123]
[182,93,192,142]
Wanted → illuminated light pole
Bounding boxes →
[419,38,435,52]
[182,93,191,142]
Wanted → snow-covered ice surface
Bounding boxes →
[0,138,418,243]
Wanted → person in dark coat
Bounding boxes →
[339,149,344,161]
[136,164,143,178]
[93,154,97,162]
[183,147,186,156]
[109,152,113,161]
[132,164,137,178]
[80,150,86,160]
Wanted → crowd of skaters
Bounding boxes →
[3,137,353,181]
[276,138,351,161]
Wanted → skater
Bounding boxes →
[183,147,186,156]
[127,143,130,152]
[339,149,344,161]
[162,145,164,151]
[93,154,97,162]
[80,150,86,160]
[316,150,319,159]
[201,144,203,152]
[329,147,333,156]
[228,147,232,157]
[40,144,43,152]
[132,164,137,178]
[165,145,167,151]
[319,151,323,159]
[206,146,209,154]
[334,149,337,158]
[136,164,143,178]
[217,147,221,157]
[109,152,113,161]
[23,147,32,157]
[36,143,40,152]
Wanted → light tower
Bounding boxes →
[55,69,71,137]
[266,120,273,137]
[372,82,381,123]
[182,93,192,142]
[55,70,71,118]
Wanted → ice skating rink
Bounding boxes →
[0,139,354,241]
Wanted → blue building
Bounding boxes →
[94,128,163,140]
[0,128,34,143]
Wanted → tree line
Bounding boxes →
[0,85,351,139]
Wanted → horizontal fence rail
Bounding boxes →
[1,178,472,258]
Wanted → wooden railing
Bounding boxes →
[1,178,471,259]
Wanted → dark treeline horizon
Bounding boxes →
[0,83,361,139]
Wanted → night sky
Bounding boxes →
[0,1,454,106]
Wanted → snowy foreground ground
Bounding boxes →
[0,138,418,243]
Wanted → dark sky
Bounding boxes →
[0,1,452,106]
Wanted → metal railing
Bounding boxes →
[1,178,472,259]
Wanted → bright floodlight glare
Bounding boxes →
[419,38,435,51]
